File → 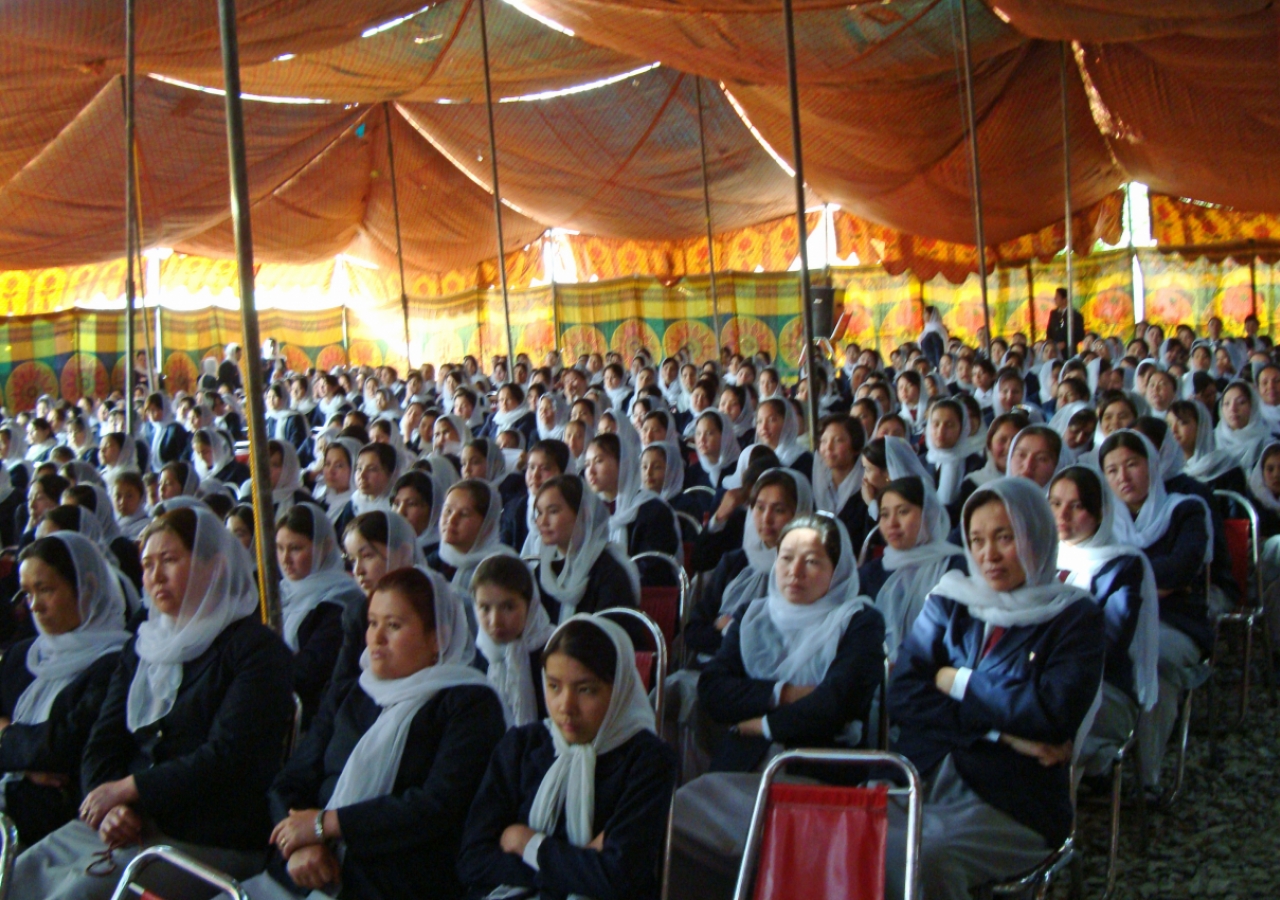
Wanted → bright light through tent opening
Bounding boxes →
[500,0,575,36]
[361,4,437,38]
[720,85,796,179]
[148,73,330,105]
[500,63,661,103]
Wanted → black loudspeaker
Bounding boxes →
[809,286,836,339]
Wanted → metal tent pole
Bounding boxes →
[123,0,137,433]
[781,0,820,447]
[1060,41,1076,355]
[957,0,992,355]
[695,77,722,346]
[383,103,413,371]
[216,0,281,629]
[478,0,516,377]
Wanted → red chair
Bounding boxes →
[733,750,923,900]
[631,552,689,652]
[108,846,249,900]
[598,607,668,727]
[1211,489,1277,728]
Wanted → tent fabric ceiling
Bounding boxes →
[0,0,1276,273]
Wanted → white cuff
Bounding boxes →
[761,716,773,741]
[522,833,546,871]
[985,730,1001,742]
[949,667,973,701]
[771,682,785,708]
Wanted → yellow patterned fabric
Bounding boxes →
[1149,193,1280,264]
[1139,248,1277,338]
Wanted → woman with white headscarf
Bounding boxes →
[686,408,740,494]
[470,553,557,726]
[264,439,311,516]
[535,392,571,442]
[389,468,446,559]
[429,479,519,596]
[265,383,313,466]
[1050,466,1160,777]
[751,397,813,478]
[274,503,366,723]
[532,475,640,622]
[669,514,885,897]
[811,414,870,546]
[1,421,34,494]
[1,533,130,843]
[192,427,247,486]
[1215,380,1273,468]
[462,437,525,507]
[315,436,362,522]
[97,432,139,489]
[458,614,677,900]
[12,506,293,900]
[883,477,1105,900]
[242,565,506,900]
[142,391,189,473]
[1098,430,1213,790]
[1246,443,1280,620]
[1166,399,1245,494]
[923,397,983,512]
[432,413,473,461]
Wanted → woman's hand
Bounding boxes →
[714,614,733,632]
[98,804,143,848]
[714,488,746,523]
[25,771,69,789]
[270,809,328,859]
[80,776,139,829]
[1000,734,1074,767]
[587,832,606,851]
[933,667,959,696]
[778,684,816,705]
[734,718,765,737]
[501,823,538,857]
[286,844,341,890]
[0,717,10,733]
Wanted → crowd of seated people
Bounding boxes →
[0,307,1271,898]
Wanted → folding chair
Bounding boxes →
[631,551,689,652]
[599,607,668,727]
[0,813,18,900]
[674,511,702,573]
[1100,730,1146,900]
[108,846,249,900]
[858,526,882,566]
[732,749,923,900]
[1210,490,1276,727]
[282,692,304,763]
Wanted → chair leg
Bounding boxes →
[1104,752,1124,900]
[1161,690,1195,809]
[1132,744,1149,856]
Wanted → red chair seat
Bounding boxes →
[752,783,889,900]
[634,651,656,692]
[640,587,679,647]
[1222,518,1250,598]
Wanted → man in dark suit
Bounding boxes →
[1045,287,1085,355]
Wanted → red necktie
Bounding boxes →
[981,626,1006,660]
[1057,570,1070,583]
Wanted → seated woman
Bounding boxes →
[670,515,885,898]
[1215,380,1272,468]
[12,506,293,900]
[276,503,366,725]
[1167,399,1246,494]
[1099,430,1212,791]
[690,445,780,574]
[884,478,1105,900]
[265,440,314,516]
[954,412,1029,515]
[582,429,680,586]
[457,615,677,900]
[192,428,249,487]
[1,534,129,845]
[719,384,756,447]
[391,469,445,559]
[860,475,966,661]
[472,554,556,727]
[923,398,983,517]
[640,441,689,523]
[2,423,34,497]
[427,479,519,594]
[59,484,143,593]
[265,383,313,465]
[143,392,190,472]
[225,503,255,551]
[18,472,70,551]
[499,439,570,556]
[533,475,640,622]
[751,397,813,479]
[684,409,741,519]
[98,433,139,489]
[332,443,400,537]
[241,567,506,900]
[158,461,200,502]
[315,437,362,523]
[1050,466,1159,776]
[462,438,525,508]
[687,469,813,664]
[433,414,473,460]
[811,414,870,550]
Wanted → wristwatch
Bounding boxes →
[314,811,326,841]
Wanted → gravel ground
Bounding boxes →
[1066,675,1280,899]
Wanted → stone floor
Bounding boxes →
[1066,681,1280,900]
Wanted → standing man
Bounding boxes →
[1046,287,1085,355]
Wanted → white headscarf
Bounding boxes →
[101,433,140,488]
[2,423,33,482]
[642,441,685,503]
[1102,430,1213,565]
[278,503,359,651]
[1180,401,1241,484]
[528,615,655,883]
[738,516,870,685]
[407,469,449,553]
[537,394,570,441]
[435,414,473,459]
[538,481,638,620]
[468,438,509,489]
[326,567,495,809]
[933,477,1092,627]
[350,445,400,517]
[193,428,234,482]
[1053,466,1160,710]
[756,397,805,466]
[320,437,363,522]
[475,565,556,727]
[719,470,814,618]
[1216,381,1273,468]
[723,442,777,491]
[82,484,123,545]
[269,439,305,512]
[12,533,131,724]
[875,473,964,660]
[1247,441,1280,515]
[811,423,862,517]
[694,410,741,486]
[438,480,518,593]
[726,390,756,443]
[604,416,664,546]
[127,507,261,731]
[924,399,971,506]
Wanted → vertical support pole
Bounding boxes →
[341,304,350,355]
[478,0,516,377]
[382,103,413,371]
[216,0,281,630]
[1250,254,1258,321]
[1026,261,1037,344]
[695,76,722,345]
[1060,41,1076,355]
[781,0,820,447]
[956,0,992,356]
[123,0,137,434]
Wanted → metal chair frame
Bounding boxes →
[1100,729,1147,900]
[599,607,669,727]
[282,691,304,762]
[732,749,924,900]
[1210,489,1277,727]
[680,485,717,501]
[673,510,703,539]
[858,525,881,567]
[0,813,18,900]
[631,551,690,650]
[108,845,250,900]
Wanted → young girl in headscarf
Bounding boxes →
[471,553,557,727]
[751,397,812,479]
[884,478,1105,900]
[429,479,520,597]
[458,615,677,900]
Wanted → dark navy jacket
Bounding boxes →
[857,553,967,607]
[535,550,638,624]
[1082,554,1146,704]
[888,594,1104,846]
[499,491,532,552]
[1140,496,1214,653]
[685,548,750,660]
